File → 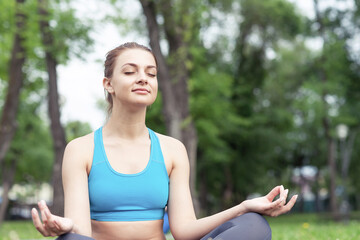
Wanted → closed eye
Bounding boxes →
[124,72,135,75]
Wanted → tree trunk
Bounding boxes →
[0,160,17,226]
[314,169,321,212]
[222,165,234,210]
[139,0,200,215]
[0,0,26,167]
[313,0,339,220]
[38,0,67,216]
[327,138,338,218]
[339,131,356,221]
[198,166,209,216]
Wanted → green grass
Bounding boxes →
[1,213,359,240]
[0,220,55,240]
[267,213,360,240]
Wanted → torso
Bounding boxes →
[91,219,166,240]
[82,129,173,240]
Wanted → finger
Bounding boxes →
[265,196,283,210]
[285,194,298,208]
[280,194,298,214]
[280,185,285,204]
[31,208,43,230]
[266,186,281,201]
[53,219,62,231]
[284,189,289,202]
[38,200,48,224]
[31,208,49,236]
[43,205,57,231]
[38,200,58,234]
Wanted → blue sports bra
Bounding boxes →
[88,127,169,221]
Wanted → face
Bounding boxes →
[103,49,158,109]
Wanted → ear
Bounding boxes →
[103,77,114,94]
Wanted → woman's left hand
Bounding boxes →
[242,185,298,217]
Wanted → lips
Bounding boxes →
[132,88,150,93]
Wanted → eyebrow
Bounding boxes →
[121,63,157,69]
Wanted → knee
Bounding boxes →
[243,212,269,223]
[243,212,272,239]
[230,212,271,240]
[56,233,95,240]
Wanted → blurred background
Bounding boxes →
[0,0,360,239]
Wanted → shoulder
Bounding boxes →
[155,132,187,155]
[63,132,95,172]
[154,132,189,171]
[65,132,94,155]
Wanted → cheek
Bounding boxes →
[154,84,159,96]
[153,80,158,90]
[154,81,158,91]
[152,82,158,100]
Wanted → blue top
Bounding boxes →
[88,127,169,221]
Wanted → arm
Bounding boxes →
[167,139,297,240]
[32,135,93,237]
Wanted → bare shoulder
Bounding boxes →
[154,132,188,168]
[66,132,94,152]
[155,132,186,153]
[63,132,94,172]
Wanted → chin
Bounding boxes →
[132,101,155,108]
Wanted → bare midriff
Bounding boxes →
[91,219,166,240]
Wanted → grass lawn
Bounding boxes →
[0,220,55,240]
[267,213,360,240]
[1,213,359,240]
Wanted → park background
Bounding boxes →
[1,0,360,239]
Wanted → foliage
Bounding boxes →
[222,0,305,201]
[65,120,92,142]
[0,0,15,85]
[1,0,360,217]
[2,99,53,184]
[0,0,95,218]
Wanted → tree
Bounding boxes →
[0,63,54,224]
[311,0,339,219]
[0,0,27,225]
[36,0,94,216]
[0,99,54,224]
[307,0,360,219]
[37,0,67,216]
[0,0,26,169]
[139,0,200,212]
[218,0,304,206]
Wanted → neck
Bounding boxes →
[104,105,148,140]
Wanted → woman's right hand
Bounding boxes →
[32,200,74,237]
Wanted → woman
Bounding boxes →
[32,42,297,240]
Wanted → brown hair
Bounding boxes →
[104,42,157,115]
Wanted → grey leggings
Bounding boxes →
[200,212,271,240]
[56,212,271,240]
[56,233,94,240]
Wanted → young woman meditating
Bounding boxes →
[32,42,297,240]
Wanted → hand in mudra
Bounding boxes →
[243,185,297,217]
[32,200,74,237]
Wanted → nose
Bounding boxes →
[136,71,148,84]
